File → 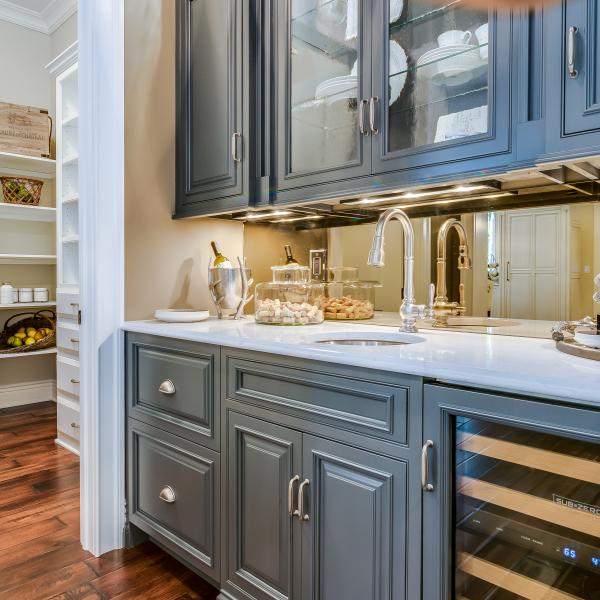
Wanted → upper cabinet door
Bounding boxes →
[275,0,373,191]
[175,0,250,217]
[559,0,600,137]
[371,0,512,176]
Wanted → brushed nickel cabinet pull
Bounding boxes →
[70,422,80,429]
[159,485,176,504]
[70,338,79,343]
[288,475,300,517]
[70,378,80,384]
[369,96,379,135]
[568,26,578,79]
[421,440,434,492]
[158,379,176,396]
[297,478,310,521]
[506,261,510,282]
[231,132,242,162]
[359,99,369,136]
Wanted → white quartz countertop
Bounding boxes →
[122,317,600,408]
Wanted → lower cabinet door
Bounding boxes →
[128,420,220,582]
[301,435,417,600]
[225,412,303,600]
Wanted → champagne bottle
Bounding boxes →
[284,244,298,265]
[211,241,232,268]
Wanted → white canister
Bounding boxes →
[18,288,33,303]
[12,289,18,302]
[34,288,49,302]
[0,283,14,305]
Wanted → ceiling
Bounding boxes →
[0,0,76,34]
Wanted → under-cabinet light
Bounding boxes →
[238,210,292,220]
[380,192,513,211]
[348,184,498,206]
[271,215,324,223]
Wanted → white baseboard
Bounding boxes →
[0,379,56,409]
[55,436,80,456]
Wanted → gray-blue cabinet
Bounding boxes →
[422,383,600,600]
[175,0,251,217]
[545,0,600,158]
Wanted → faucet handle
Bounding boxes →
[427,283,436,309]
[459,283,465,308]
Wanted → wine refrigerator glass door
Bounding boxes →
[372,0,511,174]
[423,385,600,600]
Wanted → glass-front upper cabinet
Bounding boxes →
[372,0,512,175]
[423,384,600,600]
[275,0,373,191]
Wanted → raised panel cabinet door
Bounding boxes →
[175,0,249,217]
[225,412,302,600]
[563,0,600,135]
[274,0,373,192]
[301,435,419,600]
[422,383,600,600]
[371,0,512,175]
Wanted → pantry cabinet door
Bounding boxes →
[371,0,513,178]
[274,0,373,193]
[175,0,250,217]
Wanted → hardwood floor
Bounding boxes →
[0,402,219,600]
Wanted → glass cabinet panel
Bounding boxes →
[387,1,490,152]
[289,0,363,174]
[453,417,600,599]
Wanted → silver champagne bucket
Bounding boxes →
[208,257,253,319]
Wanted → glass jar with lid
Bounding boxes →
[255,265,324,325]
[322,280,379,320]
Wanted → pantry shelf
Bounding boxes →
[0,254,57,265]
[0,151,56,180]
[0,203,56,222]
[0,347,57,359]
[0,301,56,310]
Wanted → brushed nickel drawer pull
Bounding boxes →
[288,475,300,517]
[70,378,80,384]
[159,485,176,504]
[158,379,176,396]
[297,478,310,521]
[421,440,434,492]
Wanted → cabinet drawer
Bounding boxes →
[56,290,80,319]
[57,356,80,398]
[128,419,220,581]
[126,333,219,449]
[57,323,79,354]
[57,401,80,441]
[226,353,412,446]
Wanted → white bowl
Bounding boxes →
[154,309,210,323]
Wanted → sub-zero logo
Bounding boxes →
[553,494,600,516]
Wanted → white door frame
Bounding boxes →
[79,0,125,556]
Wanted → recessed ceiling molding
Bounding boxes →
[46,40,78,75]
[0,0,77,34]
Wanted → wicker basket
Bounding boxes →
[0,310,56,354]
[0,176,43,206]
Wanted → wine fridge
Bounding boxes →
[423,384,600,600]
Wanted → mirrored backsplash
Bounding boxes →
[251,200,600,336]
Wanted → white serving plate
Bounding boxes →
[574,330,600,349]
[154,309,210,323]
[315,75,358,104]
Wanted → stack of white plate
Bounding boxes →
[315,75,358,104]
[417,44,483,87]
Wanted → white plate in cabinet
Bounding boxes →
[57,355,80,397]
[56,289,80,320]
[57,400,80,442]
[57,322,79,354]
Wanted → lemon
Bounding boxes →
[7,336,15,346]
[17,327,25,334]
[26,328,36,336]
[34,331,45,341]
[24,337,35,346]
[12,338,22,347]
[14,332,26,340]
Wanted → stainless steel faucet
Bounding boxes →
[432,218,471,326]
[368,208,433,333]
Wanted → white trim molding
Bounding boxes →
[79,0,125,556]
[46,40,78,75]
[0,0,76,34]
[0,379,56,409]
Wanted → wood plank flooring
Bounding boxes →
[0,402,219,599]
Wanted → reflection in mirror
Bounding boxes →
[327,201,600,337]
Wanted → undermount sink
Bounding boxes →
[309,332,425,347]
[440,317,520,328]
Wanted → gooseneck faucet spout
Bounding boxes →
[368,208,432,333]
[433,218,471,326]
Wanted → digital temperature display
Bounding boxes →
[592,556,600,568]
[563,547,577,560]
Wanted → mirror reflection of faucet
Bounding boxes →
[430,218,472,327]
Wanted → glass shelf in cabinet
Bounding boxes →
[389,87,487,116]
[389,0,467,35]
[292,24,357,62]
